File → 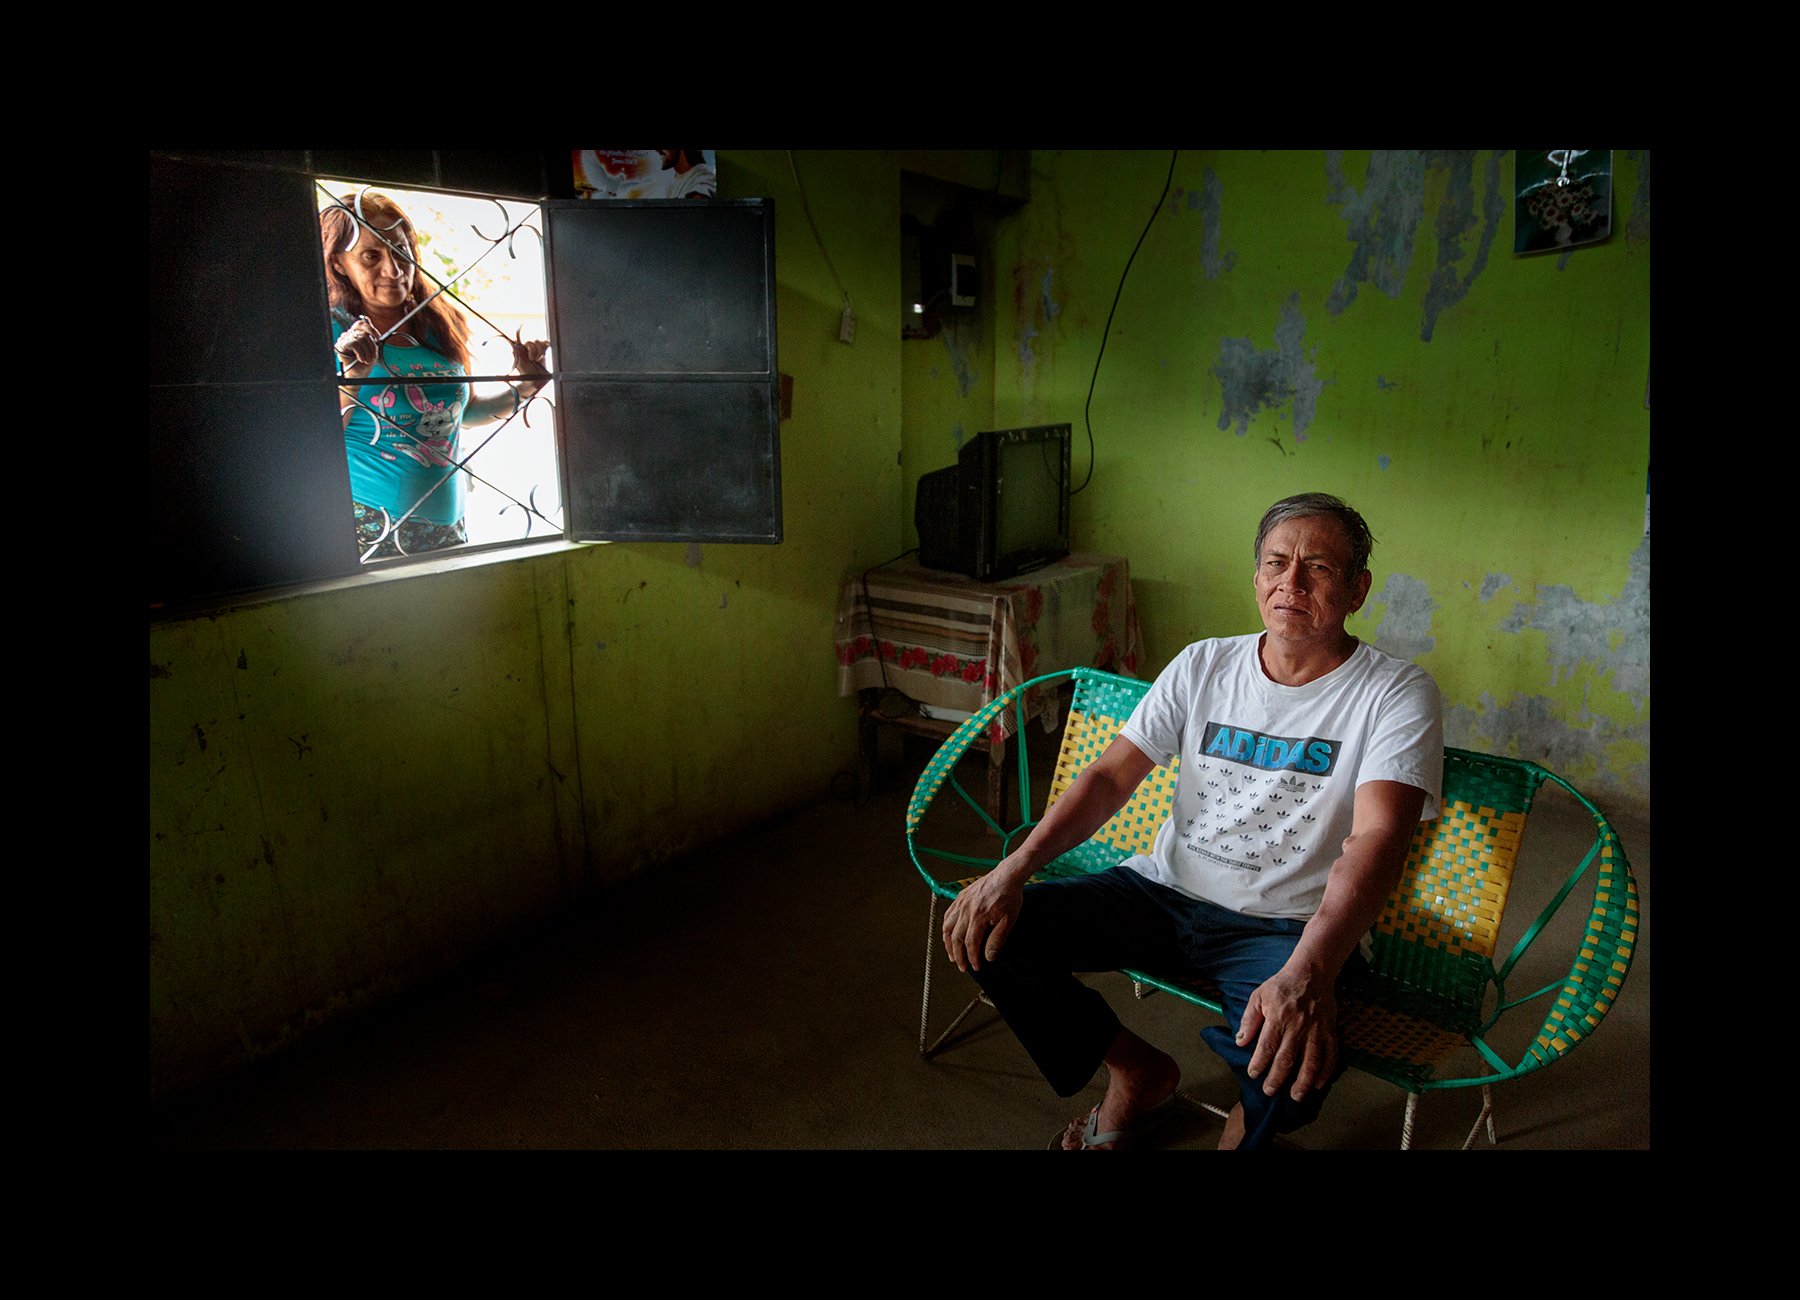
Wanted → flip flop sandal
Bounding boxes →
[1049,1105,1102,1150]
[1049,1094,1182,1150]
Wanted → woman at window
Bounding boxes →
[321,190,550,559]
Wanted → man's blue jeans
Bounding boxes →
[968,863,1356,1149]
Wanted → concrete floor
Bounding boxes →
[146,734,1652,1151]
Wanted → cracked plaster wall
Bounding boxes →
[994,149,1650,817]
[150,149,907,1101]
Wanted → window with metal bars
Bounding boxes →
[149,149,781,616]
[317,182,560,563]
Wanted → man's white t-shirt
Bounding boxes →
[1117,634,1443,920]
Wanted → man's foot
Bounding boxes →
[1055,1094,1183,1149]
[1058,1029,1181,1149]
[1217,1102,1245,1150]
[1054,1106,1103,1150]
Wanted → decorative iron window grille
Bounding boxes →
[318,182,562,565]
[148,149,780,616]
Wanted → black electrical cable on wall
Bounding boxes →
[1074,150,1178,496]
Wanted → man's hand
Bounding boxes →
[941,862,1027,973]
[1236,963,1339,1102]
[938,736,1154,976]
[1234,780,1426,1102]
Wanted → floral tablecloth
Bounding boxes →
[834,553,1144,740]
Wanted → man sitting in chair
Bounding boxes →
[942,492,1444,1150]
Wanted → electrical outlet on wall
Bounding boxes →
[839,306,856,345]
[950,253,977,307]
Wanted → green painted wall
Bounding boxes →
[149,150,904,1100]
[990,149,1649,817]
[900,308,997,549]
[899,175,1001,544]
[149,148,1651,1101]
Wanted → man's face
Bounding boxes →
[1253,515,1371,649]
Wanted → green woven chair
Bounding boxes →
[906,667,1640,1149]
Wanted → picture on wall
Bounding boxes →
[573,150,718,200]
[1514,149,1612,254]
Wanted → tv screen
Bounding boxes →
[994,434,1066,558]
[915,423,1070,582]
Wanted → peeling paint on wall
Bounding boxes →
[1013,254,1063,370]
[1443,692,1646,797]
[941,333,979,398]
[1420,151,1504,342]
[1370,573,1437,662]
[1478,572,1513,602]
[1324,149,1426,315]
[1325,149,1502,341]
[1212,294,1325,440]
[684,542,704,569]
[1498,535,1649,703]
[1200,167,1237,280]
[1446,536,1650,809]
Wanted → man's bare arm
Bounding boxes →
[941,736,1156,973]
[1237,779,1427,1100]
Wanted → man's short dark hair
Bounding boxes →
[1253,493,1376,577]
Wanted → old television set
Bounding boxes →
[915,423,1071,582]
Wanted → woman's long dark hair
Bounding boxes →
[319,190,473,373]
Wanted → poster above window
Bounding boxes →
[1515,149,1612,254]
[573,150,718,200]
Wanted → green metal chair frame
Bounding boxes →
[905,667,1640,1149]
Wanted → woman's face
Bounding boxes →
[333,223,415,313]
